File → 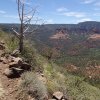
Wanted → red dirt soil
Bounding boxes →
[0,50,20,100]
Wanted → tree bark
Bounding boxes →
[19,2,24,53]
[19,34,23,53]
[19,22,24,52]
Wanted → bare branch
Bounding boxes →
[23,26,29,33]
[12,28,20,38]
[17,0,22,21]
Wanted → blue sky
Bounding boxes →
[0,0,100,24]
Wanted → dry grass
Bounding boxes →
[18,72,48,100]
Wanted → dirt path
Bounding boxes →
[0,79,5,97]
[0,50,20,100]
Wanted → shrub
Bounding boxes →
[18,72,48,100]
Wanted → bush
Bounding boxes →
[18,72,48,100]
[0,29,18,52]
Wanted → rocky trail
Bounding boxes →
[0,49,20,100]
[0,63,19,100]
[0,40,33,100]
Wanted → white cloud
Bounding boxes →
[62,12,86,18]
[46,19,54,24]
[0,10,6,14]
[3,15,18,19]
[81,0,95,4]
[77,18,92,22]
[57,7,68,12]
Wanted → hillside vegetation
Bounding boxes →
[0,27,100,100]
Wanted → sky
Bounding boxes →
[0,0,100,24]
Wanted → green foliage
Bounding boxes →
[21,41,36,64]
[0,29,18,52]
[85,78,100,89]
[42,61,100,100]
[55,48,100,68]
[21,40,46,71]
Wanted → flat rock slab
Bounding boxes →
[53,91,64,100]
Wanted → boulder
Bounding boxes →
[3,54,32,78]
[0,57,3,62]
[4,68,14,78]
[11,67,24,74]
[21,62,31,70]
[12,67,24,76]
[4,68,22,78]
[9,57,23,68]
[53,91,64,100]
[0,57,8,64]
[11,49,20,57]
[12,57,23,63]
[9,62,19,68]
[0,55,14,64]
[9,57,31,71]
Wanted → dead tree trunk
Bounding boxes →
[12,0,36,53]
[19,33,23,52]
[19,4,24,52]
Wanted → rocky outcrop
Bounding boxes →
[4,68,15,78]
[52,91,68,100]
[4,67,24,78]
[9,57,31,71]
[11,49,20,57]
[0,50,32,78]
[53,91,64,100]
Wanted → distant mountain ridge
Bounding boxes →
[0,21,100,49]
[0,21,100,32]
[0,21,100,68]
[0,21,100,41]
